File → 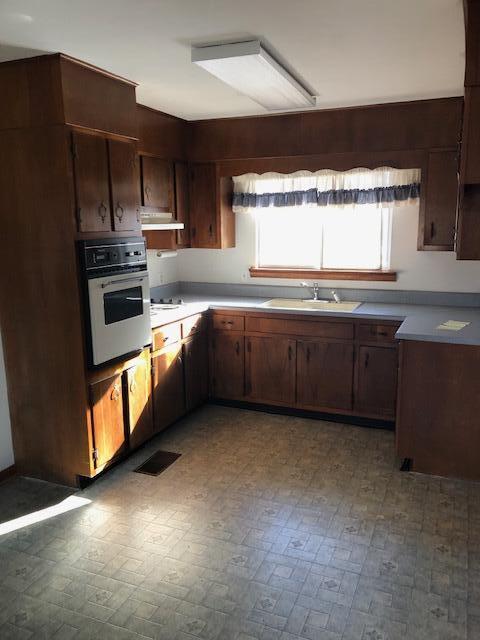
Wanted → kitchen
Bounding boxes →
[0,1,480,638]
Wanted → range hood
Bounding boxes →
[140,210,184,231]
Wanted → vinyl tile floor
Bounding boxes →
[0,405,479,640]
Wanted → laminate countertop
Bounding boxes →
[150,294,480,346]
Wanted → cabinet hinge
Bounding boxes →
[92,448,99,462]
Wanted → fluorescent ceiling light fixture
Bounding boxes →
[192,40,315,111]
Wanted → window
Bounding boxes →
[255,204,392,271]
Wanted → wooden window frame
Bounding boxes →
[249,267,397,282]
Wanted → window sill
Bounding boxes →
[249,267,397,282]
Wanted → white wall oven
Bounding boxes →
[78,238,151,368]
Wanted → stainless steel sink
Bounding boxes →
[261,299,361,312]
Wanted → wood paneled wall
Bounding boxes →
[186,98,463,164]
[136,104,186,159]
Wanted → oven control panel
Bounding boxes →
[79,237,147,276]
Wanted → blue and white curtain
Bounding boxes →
[232,167,421,212]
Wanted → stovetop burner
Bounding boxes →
[150,298,185,312]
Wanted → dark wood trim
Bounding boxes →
[249,267,397,282]
[217,150,428,177]
[137,103,185,122]
[210,398,395,427]
[0,52,136,85]
[0,464,16,484]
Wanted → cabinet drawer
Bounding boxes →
[245,316,353,340]
[152,322,181,350]
[358,323,400,343]
[213,314,245,331]
[182,314,206,339]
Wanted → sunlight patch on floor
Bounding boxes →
[0,495,92,536]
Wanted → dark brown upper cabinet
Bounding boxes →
[72,131,111,233]
[108,139,141,231]
[140,155,175,213]
[72,131,140,233]
[174,161,191,248]
[456,1,480,260]
[464,0,480,87]
[189,162,235,249]
[418,150,458,251]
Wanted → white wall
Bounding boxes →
[147,250,179,288]
[178,204,480,293]
[0,331,14,472]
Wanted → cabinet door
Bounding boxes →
[297,340,354,410]
[174,161,191,248]
[72,131,111,232]
[189,163,217,247]
[126,356,153,450]
[211,333,244,400]
[355,345,398,418]
[109,139,141,231]
[419,150,457,250]
[184,333,208,411]
[246,336,296,405]
[89,373,126,469]
[141,156,175,212]
[152,343,185,432]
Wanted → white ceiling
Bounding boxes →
[0,0,465,121]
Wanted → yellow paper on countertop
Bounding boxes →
[436,320,470,331]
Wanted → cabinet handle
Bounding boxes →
[306,346,310,363]
[129,379,136,394]
[145,185,151,202]
[98,202,107,223]
[76,207,82,224]
[235,341,240,355]
[115,203,124,221]
[162,336,169,342]
[364,353,369,369]
[288,345,292,361]
[136,208,141,223]
[430,221,435,239]
[377,331,388,337]
[221,320,234,326]
[208,224,213,236]
[111,384,120,401]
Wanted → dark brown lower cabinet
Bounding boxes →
[89,372,126,469]
[396,340,480,480]
[297,340,354,410]
[125,356,153,450]
[211,333,245,399]
[152,342,185,432]
[354,345,398,417]
[184,332,208,411]
[245,336,296,405]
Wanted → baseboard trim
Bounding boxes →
[0,464,16,484]
[210,399,395,430]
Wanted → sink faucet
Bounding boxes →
[301,281,320,301]
[331,290,341,303]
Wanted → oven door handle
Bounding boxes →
[100,275,148,289]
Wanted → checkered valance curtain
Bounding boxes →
[232,167,421,212]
